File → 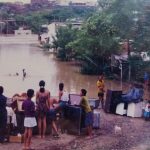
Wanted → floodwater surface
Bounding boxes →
[0,44,149,99]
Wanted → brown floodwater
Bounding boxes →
[0,44,149,99]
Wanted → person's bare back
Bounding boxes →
[49,98,58,109]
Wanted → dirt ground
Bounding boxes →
[0,111,150,150]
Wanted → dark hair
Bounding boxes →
[39,80,45,93]
[27,89,34,98]
[40,87,45,93]
[39,80,45,87]
[81,89,87,96]
[0,86,4,95]
[59,83,64,91]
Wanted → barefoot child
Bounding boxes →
[22,89,37,150]
[80,89,93,138]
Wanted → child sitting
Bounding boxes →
[144,100,150,121]
[80,89,93,138]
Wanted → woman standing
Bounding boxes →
[36,80,50,138]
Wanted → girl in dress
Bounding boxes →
[36,80,50,138]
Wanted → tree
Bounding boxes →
[69,13,119,74]
[52,24,78,61]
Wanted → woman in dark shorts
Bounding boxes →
[48,98,59,138]
[36,80,50,138]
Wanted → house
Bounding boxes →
[14,27,32,35]
[41,21,82,44]
[57,0,97,7]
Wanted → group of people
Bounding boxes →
[8,69,27,79]
[0,74,150,149]
[0,80,93,150]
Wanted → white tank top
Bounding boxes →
[61,91,69,102]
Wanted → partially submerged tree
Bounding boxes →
[52,24,78,61]
[69,13,120,74]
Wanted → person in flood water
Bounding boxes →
[22,69,26,78]
[36,80,50,138]
[16,72,19,76]
[0,86,7,143]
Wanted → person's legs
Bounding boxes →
[49,109,59,136]
[85,112,93,137]
[27,128,33,149]
[23,128,28,149]
[87,125,92,136]
[0,127,4,143]
[42,116,46,138]
[52,121,58,135]
[0,114,7,143]
[101,98,104,109]
[98,92,104,109]
[21,113,25,134]
[38,118,42,138]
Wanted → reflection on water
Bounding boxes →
[0,44,149,99]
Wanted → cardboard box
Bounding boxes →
[9,135,24,143]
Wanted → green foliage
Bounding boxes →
[95,0,150,78]
[12,13,46,33]
[128,55,150,81]
[68,12,119,74]
[52,25,78,61]
[43,43,51,49]
[51,7,95,21]
[1,6,95,34]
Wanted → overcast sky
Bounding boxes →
[0,0,31,3]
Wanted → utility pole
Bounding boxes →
[0,10,2,35]
[127,39,131,81]
[6,21,8,36]
[120,61,123,90]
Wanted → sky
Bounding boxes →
[0,0,97,4]
[0,0,31,3]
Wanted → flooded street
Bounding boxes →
[0,43,149,99]
[0,41,150,150]
[0,43,99,97]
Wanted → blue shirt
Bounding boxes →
[144,72,149,80]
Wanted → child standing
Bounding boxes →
[22,89,37,150]
[97,74,105,109]
[80,89,93,138]
[144,100,150,121]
